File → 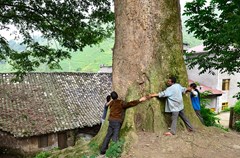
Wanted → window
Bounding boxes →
[222,102,228,110]
[222,79,230,90]
[38,135,48,148]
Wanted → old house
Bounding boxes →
[0,73,112,156]
[187,45,239,112]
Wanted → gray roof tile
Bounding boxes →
[0,73,112,137]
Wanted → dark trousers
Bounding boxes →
[170,109,194,135]
[195,110,204,124]
[100,121,122,153]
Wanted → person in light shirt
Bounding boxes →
[149,77,194,136]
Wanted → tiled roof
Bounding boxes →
[187,44,235,53]
[189,80,222,96]
[0,73,112,137]
[187,44,207,53]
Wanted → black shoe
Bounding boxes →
[100,151,106,155]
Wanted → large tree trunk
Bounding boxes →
[93,0,203,153]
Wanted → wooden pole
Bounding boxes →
[229,107,234,129]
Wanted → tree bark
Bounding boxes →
[92,0,203,154]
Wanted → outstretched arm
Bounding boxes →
[122,96,148,109]
[149,93,159,98]
[149,89,169,98]
[139,96,148,102]
[185,87,192,93]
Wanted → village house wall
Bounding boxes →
[0,126,99,156]
[187,67,219,89]
[0,130,58,156]
[218,73,239,107]
[0,130,78,156]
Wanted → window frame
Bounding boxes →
[222,79,230,90]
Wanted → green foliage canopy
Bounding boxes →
[0,0,114,78]
[234,100,240,114]
[183,0,240,74]
[233,82,240,100]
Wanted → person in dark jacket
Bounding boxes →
[100,91,147,154]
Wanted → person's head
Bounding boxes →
[190,83,197,89]
[167,77,176,86]
[106,95,111,102]
[110,91,118,100]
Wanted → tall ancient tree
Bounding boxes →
[92,0,203,155]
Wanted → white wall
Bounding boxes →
[187,66,218,89]
[218,72,239,107]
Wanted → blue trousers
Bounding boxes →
[100,121,122,153]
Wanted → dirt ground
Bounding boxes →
[122,127,240,158]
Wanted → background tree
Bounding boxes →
[233,82,240,100]
[183,0,240,74]
[0,0,114,79]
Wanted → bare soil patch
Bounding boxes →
[122,128,240,158]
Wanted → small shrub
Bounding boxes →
[221,107,231,112]
[105,139,124,158]
[234,121,240,132]
[87,141,98,157]
[234,101,240,115]
[35,151,51,158]
[200,107,219,126]
[89,142,98,152]
[199,91,225,129]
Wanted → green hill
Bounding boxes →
[39,37,114,72]
[0,37,114,73]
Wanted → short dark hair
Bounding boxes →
[111,91,118,100]
[190,83,197,89]
[106,95,111,102]
[169,77,176,83]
